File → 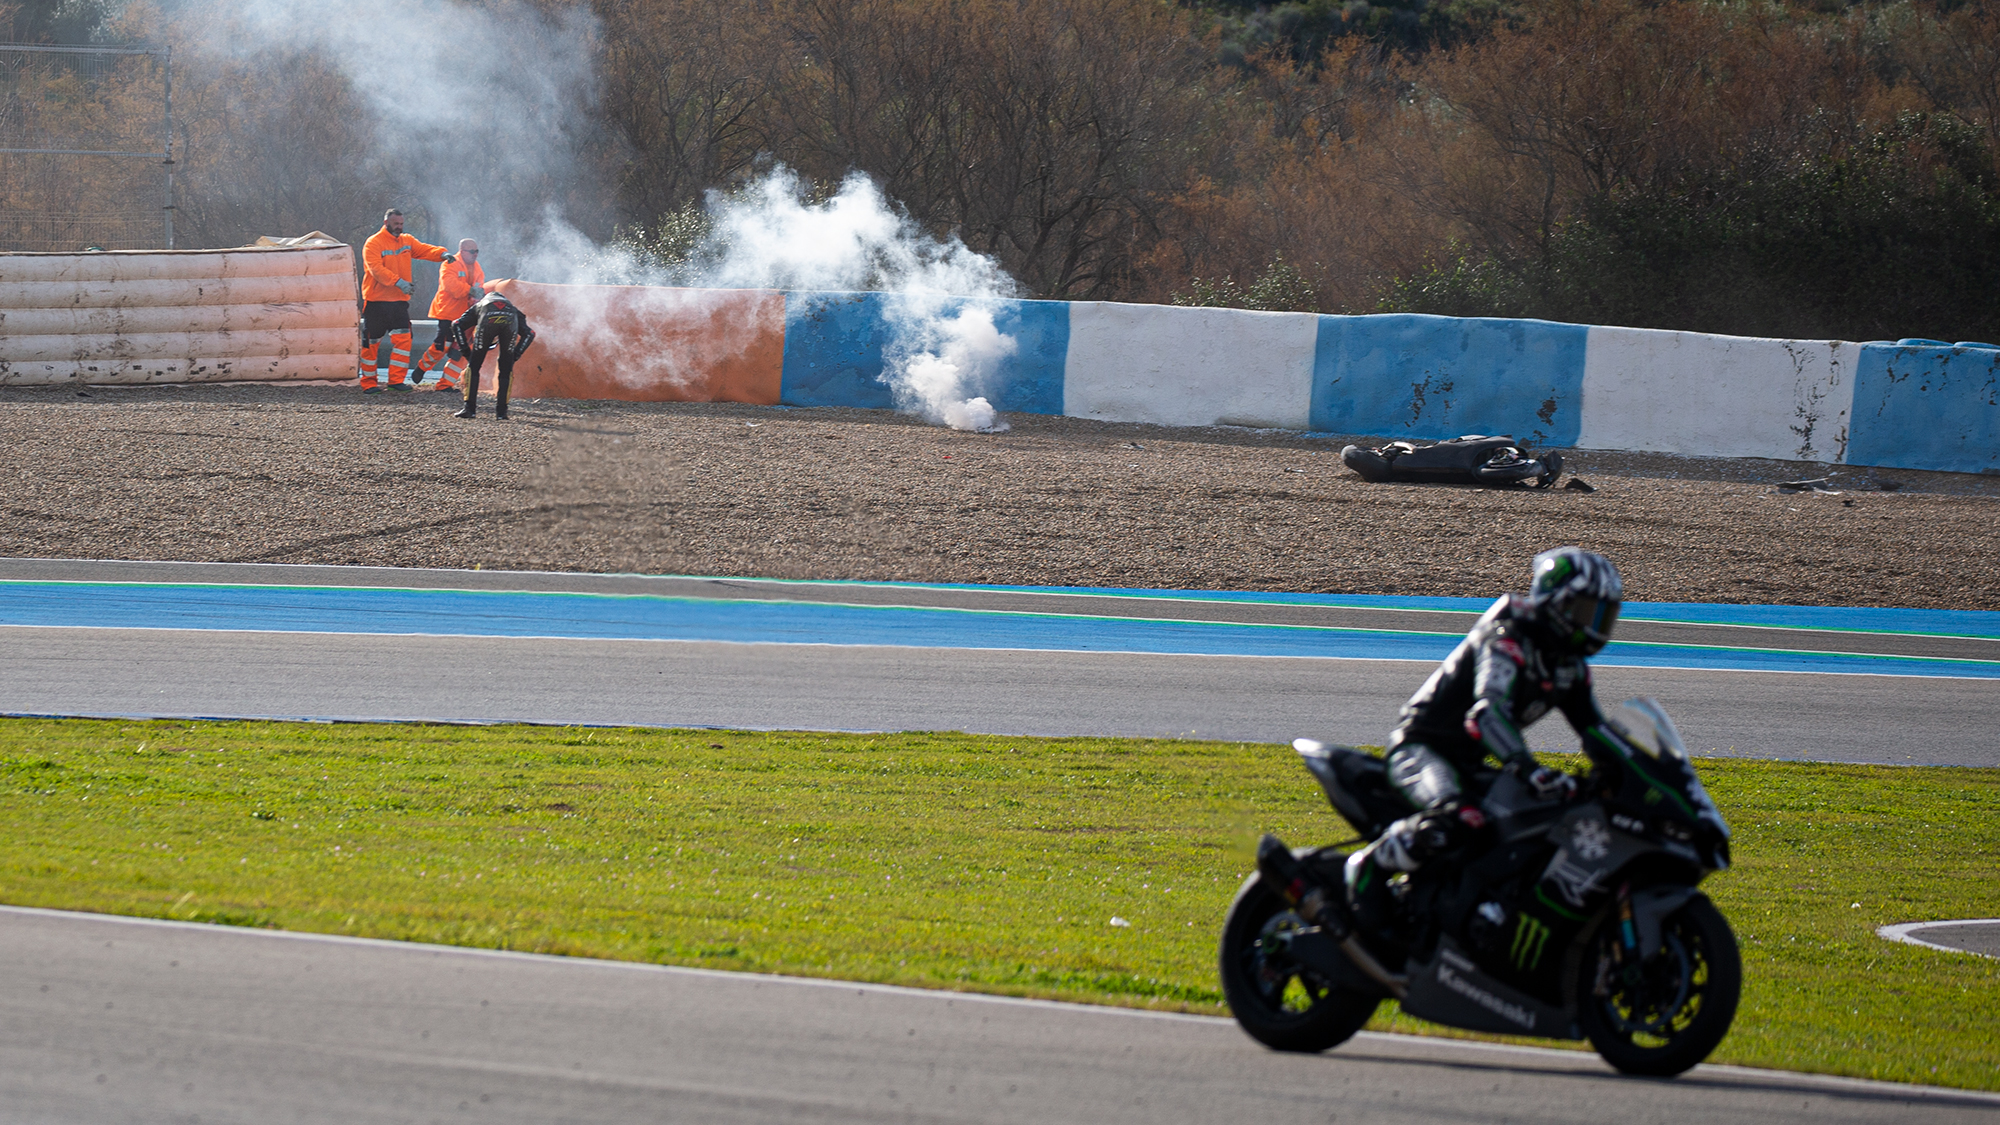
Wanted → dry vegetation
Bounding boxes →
[3,385,1994,610]
[8,0,2000,337]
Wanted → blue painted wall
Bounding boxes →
[1309,314,1589,446]
[1848,343,2000,473]
[781,291,897,410]
[780,292,1068,415]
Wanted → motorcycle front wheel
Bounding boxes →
[1218,872,1381,1053]
[1576,892,1741,1076]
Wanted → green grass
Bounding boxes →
[0,718,1993,1089]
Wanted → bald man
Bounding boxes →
[414,238,484,392]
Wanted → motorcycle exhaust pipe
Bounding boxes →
[1292,891,1410,1001]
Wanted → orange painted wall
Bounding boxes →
[486,280,785,403]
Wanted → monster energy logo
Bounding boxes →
[1510,913,1552,971]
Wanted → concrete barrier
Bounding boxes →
[0,245,358,385]
[1578,327,1858,463]
[1848,342,2000,474]
[490,280,785,403]
[1312,314,1588,446]
[9,257,1988,475]
[779,291,1068,415]
[1065,302,1316,429]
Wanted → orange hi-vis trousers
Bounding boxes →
[386,331,413,385]
[357,331,415,389]
[416,342,467,390]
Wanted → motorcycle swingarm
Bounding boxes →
[1279,927,1396,999]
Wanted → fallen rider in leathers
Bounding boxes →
[1260,547,1626,935]
[451,292,537,421]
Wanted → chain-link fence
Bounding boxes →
[0,43,172,252]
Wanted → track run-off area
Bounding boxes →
[1,557,1995,766]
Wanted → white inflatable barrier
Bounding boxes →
[0,273,356,311]
[0,245,358,385]
[2,303,354,337]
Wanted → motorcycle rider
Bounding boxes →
[1260,547,1625,931]
[450,291,536,420]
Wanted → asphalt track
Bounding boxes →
[5,906,1995,1125]
[2,558,1996,765]
[5,560,1997,1119]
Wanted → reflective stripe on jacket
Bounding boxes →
[428,259,486,320]
[361,226,447,303]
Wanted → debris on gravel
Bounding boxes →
[3,384,1995,610]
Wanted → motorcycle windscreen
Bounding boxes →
[1604,697,1689,761]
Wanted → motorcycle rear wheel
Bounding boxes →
[1577,893,1741,1076]
[1472,448,1548,484]
[1219,873,1381,1053]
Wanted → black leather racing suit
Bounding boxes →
[450,296,536,417]
[1388,593,1604,810]
[1350,594,1605,887]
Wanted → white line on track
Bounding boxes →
[5,905,1991,1105]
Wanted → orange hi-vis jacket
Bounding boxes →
[428,257,486,320]
[361,225,447,304]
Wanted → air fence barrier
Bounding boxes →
[5,262,1994,476]
[0,244,357,383]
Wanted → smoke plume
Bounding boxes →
[187,1,1024,429]
[533,169,1023,430]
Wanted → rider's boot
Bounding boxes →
[1342,842,1403,938]
[1343,803,1485,937]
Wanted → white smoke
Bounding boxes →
[193,2,1025,430]
[883,303,1016,433]
[195,0,603,248]
[526,168,1024,431]
[705,171,1021,432]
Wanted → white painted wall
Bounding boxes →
[1063,302,1317,430]
[1579,326,1859,463]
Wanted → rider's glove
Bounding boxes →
[395,279,414,295]
[1512,760,1577,802]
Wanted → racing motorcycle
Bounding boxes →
[1341,435,1562,487]
[1219,699,1738,1077]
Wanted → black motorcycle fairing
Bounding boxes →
[1581,721,1732,873]
[1291,741,1405,839]
[1400,938,1581,1039]
[1481,769,1571,842]
[1340,435,1562,487]
[1358,796,1698,1008]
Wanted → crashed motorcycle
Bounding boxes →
[1220,698,1738,1077]
[1341,435,1562,487]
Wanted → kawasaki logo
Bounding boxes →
[1511,913,1552,971]
[1438,950,1537,1031]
